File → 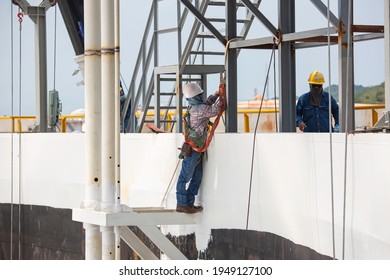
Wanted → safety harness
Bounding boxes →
[183,74,226,153]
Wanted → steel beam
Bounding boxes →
[57,0,84,55]
[282,27,338,42]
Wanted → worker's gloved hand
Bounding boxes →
[204,93,219,105]
[333,124,339,133]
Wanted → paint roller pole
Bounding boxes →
[114,0,122,260]
[84,0,102,260]
[101,0,116,260]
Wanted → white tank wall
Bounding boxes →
[1,132,390,259]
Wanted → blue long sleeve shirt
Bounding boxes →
[296,91,339,132]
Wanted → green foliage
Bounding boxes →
[324,82,385,104]
[355,82,384,104]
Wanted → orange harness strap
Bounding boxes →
[184,82,226,153]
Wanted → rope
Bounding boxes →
[18,7,23,260]
[17,6,23,260]
[326,0,336,260]
[243,40,277,259]
[342,0,353,260]
[160,160,181,207]
[10,2,14,261]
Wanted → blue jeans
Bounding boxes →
[176,151,203,207]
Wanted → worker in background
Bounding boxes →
[176,83,224,214]
[296,70,339,132]
[119,82,136,131]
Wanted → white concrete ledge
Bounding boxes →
[72,207,199,226]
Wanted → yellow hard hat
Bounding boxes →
[308,70,325,85]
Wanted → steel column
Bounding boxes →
[278,0,296,132]
[338,0,354,132]
[33,7,48,132]
[225,0,238,132]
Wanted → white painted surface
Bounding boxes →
[1,132,390,259]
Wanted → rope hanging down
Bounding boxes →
[242,39,278,260]
[326,0,336,260]
[17,6,24,260]
[10,1,15,261]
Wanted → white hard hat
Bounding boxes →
[183,83,203,98]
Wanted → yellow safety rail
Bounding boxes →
[0,115,85,133]
[59,114,85,132]
[0,115,35,133]
[0,104,384,133]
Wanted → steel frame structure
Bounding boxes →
[178,0,386,132]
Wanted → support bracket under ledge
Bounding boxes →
[72,207,199,260]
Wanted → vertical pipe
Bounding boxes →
[385,0,390,111]
[114,0,121,260]
[84,0,102,260]
[101,0,115,260]
[226,0,238,132]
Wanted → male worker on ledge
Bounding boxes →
[296,70,339,132]
[176,83,225,214]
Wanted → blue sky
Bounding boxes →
[0,0,385,116]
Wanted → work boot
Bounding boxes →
[176,206,198,214]
[192,205,203,211]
